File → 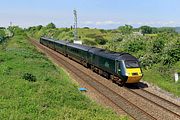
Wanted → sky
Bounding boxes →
[0,0,180,29]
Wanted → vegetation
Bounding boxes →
[0,27,127,119]
[0,29,6,37]
[140,26,153,35]
[26,23,180,96]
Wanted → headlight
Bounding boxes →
[125,73,130,76]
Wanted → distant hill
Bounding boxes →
[174,27,180,33]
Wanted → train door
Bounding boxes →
[115,60,118,74]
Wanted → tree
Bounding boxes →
[36,25,43,30]
[83,27,90,29]
[140,26,152,35]
[46,23,56,29]
[157,27,176,33]
[118,25,133,34]
[94,35,107,45]
[152,38,164,53]
[0,29,6,37]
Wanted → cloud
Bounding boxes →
[82,20,121,25]
[82,20,180,27]
[95,21,120,25]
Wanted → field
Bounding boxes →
[0,33,127,119]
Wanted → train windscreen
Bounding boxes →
[125,60,139,68]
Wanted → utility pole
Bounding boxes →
[10,22,12,27]
[73,9,78,41]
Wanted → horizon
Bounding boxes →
[1,0,180,29]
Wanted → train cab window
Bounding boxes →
[125,60,139,68]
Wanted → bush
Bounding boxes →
[162,40,180,65]
[152,38,165,53]
[83,27,89,29]
[0,29,6,37]
[46,23,56,29]
[94,35,107,45]
[126,40,145,52]
[22,73,37,82]
[83,38,97,46]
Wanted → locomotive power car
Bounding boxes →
[40,37,143,86]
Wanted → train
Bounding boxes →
[40,37,143,86]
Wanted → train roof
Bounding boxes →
[67,43,94,51]
[89,47,138,61]
[41,37,69,45]
[40,37,57,42]
[54,40,69,45]
[40,37,138,61]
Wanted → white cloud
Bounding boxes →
[82,20,180,27]
[96,21,119,25]
[82,20,122,25]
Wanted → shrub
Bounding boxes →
[46,23,56,29]
[126,40,145,52]
[162,40,180,65]
[0,29,6,37]
[22,73,37,82]
[152,38,165,53]
[94,35,107,45]
[83,38,97,46]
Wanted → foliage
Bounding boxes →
[9,26,26,36]
[94,35,107,45]
[36,25,43,30]
[0,29,6,37]
[126,39,145,53]
[140,26,153,35]
[22,73,37,82]
[152,38,165,53]
[118,25,133,34]
[46,22,56,29]
[83,27,90,29]
[157,27,176,33]
[82,38,97,46]
[162,40,180,65]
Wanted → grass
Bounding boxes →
[143,67,180,97]
[0,34,128,120]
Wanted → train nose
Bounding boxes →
[125,68,143,83]
[126,76,142,83]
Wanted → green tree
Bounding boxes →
[46,23,56,29]
[152,38,165,53]
[83,27,90,29]
[8,26,25,36]
[140,26,152,35]
[118,25,133,34]
[162,40,180,65]
[94,35,107,45]
[0,29,6,37]
[36,25,43,30]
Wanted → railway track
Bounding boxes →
[30,38,180,120]
[126,88,180,117]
